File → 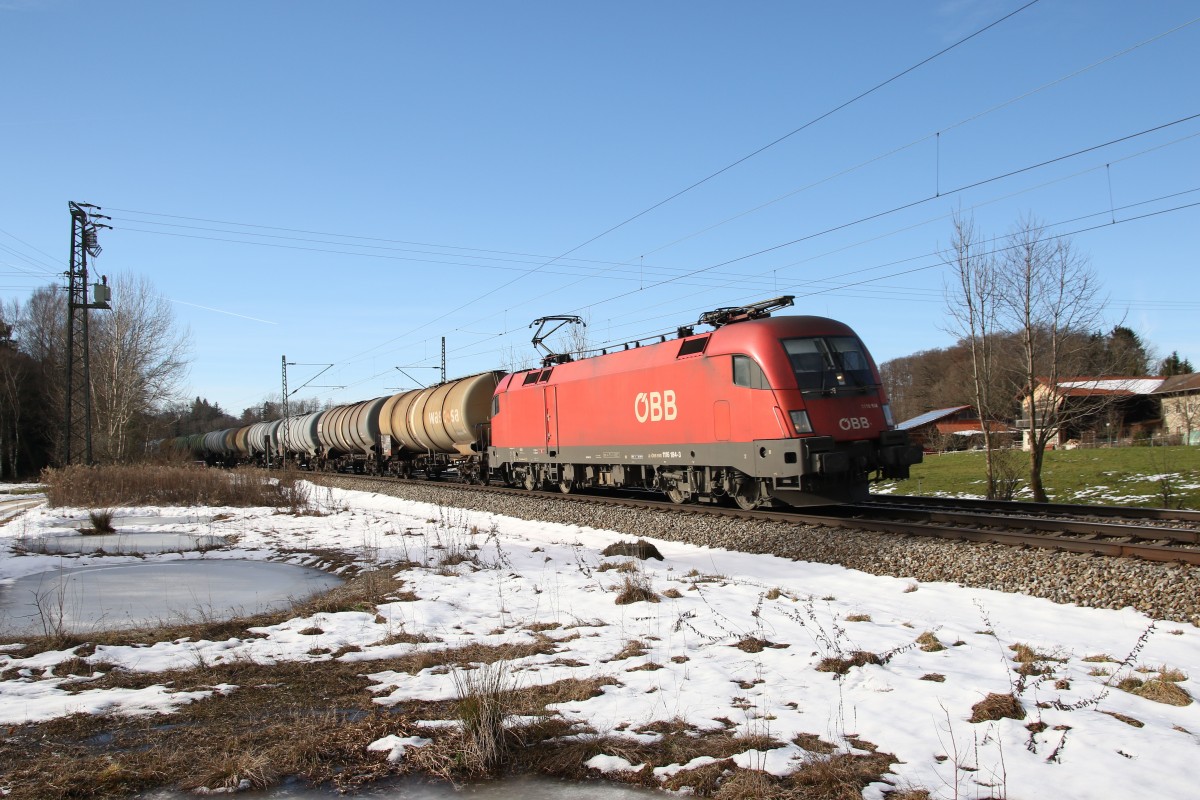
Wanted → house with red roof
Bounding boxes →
[896,406,1016,452]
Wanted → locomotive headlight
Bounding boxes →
[882,403,895,427]
[789,410,813,434]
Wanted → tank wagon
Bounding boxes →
[316,396,389,472]
[489,299,920,506]
[178,298,918,506]
[379,371,502,480]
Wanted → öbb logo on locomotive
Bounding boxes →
[838,416,871,431]
[634,390,677,423]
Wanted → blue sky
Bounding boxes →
[2,1,1197,415]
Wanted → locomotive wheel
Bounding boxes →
[524,471,538,491]
[664,486,686,504]
[558,480,573,494]
[732,482,760,511]
[733,493,758,510]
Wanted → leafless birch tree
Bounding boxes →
[942,212,1016,497]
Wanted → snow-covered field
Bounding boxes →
[1,483,1198,799]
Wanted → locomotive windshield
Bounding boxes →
[782,336,876,394]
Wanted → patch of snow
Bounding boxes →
[367,734,432,763]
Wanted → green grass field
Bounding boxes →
[875,445,1200,508]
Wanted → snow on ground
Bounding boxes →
[1,484,1198,799]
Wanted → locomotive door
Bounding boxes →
[544,386,560,452]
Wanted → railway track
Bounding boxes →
[861,492,1200,524]
[314,473,1200,566]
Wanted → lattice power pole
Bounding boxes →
[62,201,112,466]
[281,355,290,420]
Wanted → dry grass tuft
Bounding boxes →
[815,651,881,675]
[613,640,649,661]
[845,613,872,623]
[1140,664,1188,682]
[793,733,837,754]
[920,673,946,683]
[916,632,945,652]
[786,750,898,800]
[597,560,638,573]
[660,758,734,794]
[733,637,788,653]
[969,692,1025,723]
[614,573,659,605]
[1117,676,1192,706]
[452,661,515,774]
[1101,710,1145,728]
[712,768,776,798]
[1010,642,1064,664]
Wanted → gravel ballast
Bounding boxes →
[314,476,1200,626]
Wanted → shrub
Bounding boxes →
[84,508,116,534]
[41,465,312,511]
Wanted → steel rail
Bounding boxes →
[827,506,1200,545]
[861,493,1200,523]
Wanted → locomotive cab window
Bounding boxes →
[783,336,875,393]
[732,355,769,389]
[522,371,541,386]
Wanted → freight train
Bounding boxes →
[160,297,921,506]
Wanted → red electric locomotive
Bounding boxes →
[488,297,920,507]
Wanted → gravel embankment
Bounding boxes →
[314,476,1200,626]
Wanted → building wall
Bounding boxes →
[1161,394,1200,445]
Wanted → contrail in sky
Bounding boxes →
[165,297,278,324]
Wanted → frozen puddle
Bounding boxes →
[28,531,228,554]
[0,560,343,636]
[138,775,657,799]
[44,514,218,529]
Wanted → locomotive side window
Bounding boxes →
[537,368,554,383]
[783,336,875,392]
[522,371,541,386]
[491,395,500,416]
[732,355,769,389]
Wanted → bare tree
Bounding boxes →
[0,309,23,478]
[942,212,1010,497]
[998,216,1106,502]
[89,273,191,462]
[9,288,66,469]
